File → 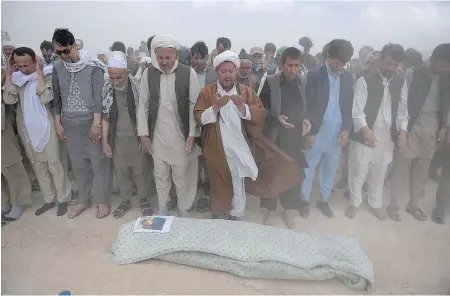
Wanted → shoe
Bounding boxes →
[345,206,358,219]
[298,201,310,218]
[317,202,334,218]
[282,210,297,229]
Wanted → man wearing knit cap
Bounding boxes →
[137,35,201,217]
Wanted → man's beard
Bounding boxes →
[113,82,127,91]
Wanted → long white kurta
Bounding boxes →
[200,83,258,217]
[348,74,408,209]
[136,61,201,212]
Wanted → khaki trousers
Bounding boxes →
[33,160,72,204]
[153,154,198,212]
[2,161,32,206]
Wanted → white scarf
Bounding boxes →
[12,66,53,152]
[63,50,105,73]
[217,83,258,180]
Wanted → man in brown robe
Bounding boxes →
[194,50,265,220]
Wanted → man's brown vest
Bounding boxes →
[146,63,191,141]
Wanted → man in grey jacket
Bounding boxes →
[52,28,113,219]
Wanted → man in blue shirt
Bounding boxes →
[302,39,354,218]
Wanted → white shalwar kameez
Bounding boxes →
[348,73,408,209]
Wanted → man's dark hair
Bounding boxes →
[147,35,156,52]
[216,37,231,50]
[191,41,208,58]
[327,39,354,64]
[40,40,53,52]
[264,43,276,53]
[380,43,405,63]
[281,47,302,64]
[404,48,423,67]
[111,41,126,54]
[359,46,374,56]
[52,28,75,46]
[12,47,36,61]
[431,43,450,62]
[299,37,313,50]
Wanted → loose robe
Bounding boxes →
[194,83,265,214]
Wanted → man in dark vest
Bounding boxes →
[137,35,201,217]
[101,51,153,219]
[301,39,354,219]
[346,44,407,220]
[388,43,450,222]
[258,46,311,228]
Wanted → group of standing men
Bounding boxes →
[2,28,450,228]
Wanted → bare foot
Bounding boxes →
[68,204,89,219]
[97,204,110,219]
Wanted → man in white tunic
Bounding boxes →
[3,47,72,218]
[137,35,201,217]
[346,44,408,220]
[194,51,266,220]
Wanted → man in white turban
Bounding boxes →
[101,51,153,219]
[2,40,15,59]
[194,50,266,220]
[137,34,201,217]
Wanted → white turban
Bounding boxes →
[2,40,14,47]
[213,50,240,69]
[150,34,181,52]
[106,51,127,69]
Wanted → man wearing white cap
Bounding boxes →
[101,51,152,218]
[2,41,15,60]
[137,34,201,217]
[194,50,265,220]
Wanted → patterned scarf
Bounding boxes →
[102,74,140,118]
[63,50,105,73]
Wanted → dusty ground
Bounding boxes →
[2,173,450,295]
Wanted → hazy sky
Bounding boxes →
[2,1,450,57]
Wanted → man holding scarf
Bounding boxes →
[101,51,153,218]
[52,28,112,219]
[3,47,72,219]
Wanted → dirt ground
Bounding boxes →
[2,175,450,295]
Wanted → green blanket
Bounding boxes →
[112,218,374,290]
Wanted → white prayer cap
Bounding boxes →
[140,57,151,64]
[293,44,305,55]
[98,49,110,55]
[106,51,127,69]
[2,40,14,47]
[213,50,240,69]
[151,35,181,52]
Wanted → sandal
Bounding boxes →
[167,196,177,211]
[387,207,402,221]
[196,197,209,213]
[96,204,110,219]
[431,208,445,225]
[112,200,132,219]
[406,206,427,221]
[139,198,153,216]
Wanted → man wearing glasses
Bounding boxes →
[51,28,113,219]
